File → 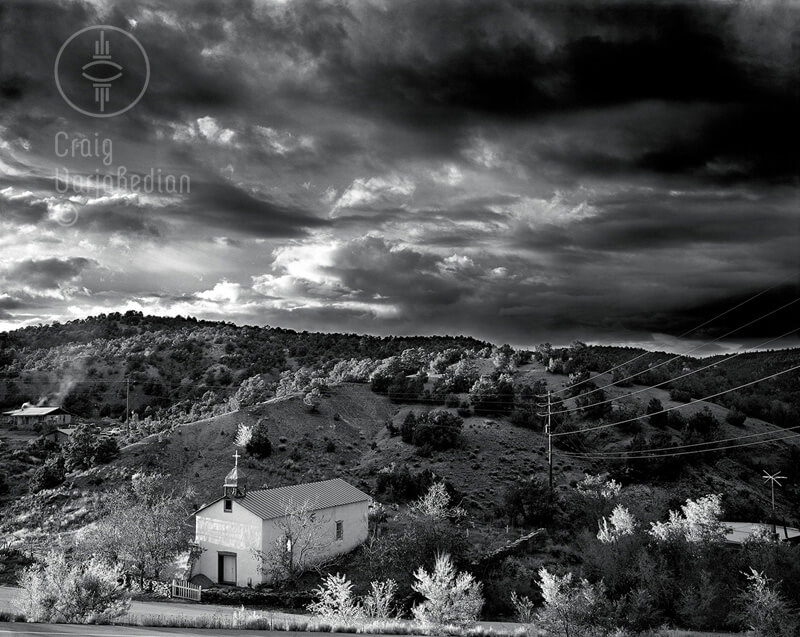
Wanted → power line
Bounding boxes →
[561,429,800,460]
[562,424,800,457]
[539,296,800,400]
[537,279,794,397]
[542,327,800,417]
[551,362,800,437]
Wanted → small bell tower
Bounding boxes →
[223,451,246,498]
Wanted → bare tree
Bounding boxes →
[253,498,332,584]
[81,473,193,588]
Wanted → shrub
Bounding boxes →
[307,572,363,622]
[669,388,692,403]
[361,579,398,619]
[502,477,553,527]
[726,409,747,427]
[457,401,472,418]
[412,553,483,626]
[509,591,536,623]
[536,568,611,637]
[31,455,66,492]
[411,410,463,451]
[17,551,130,623]
[401,412,417,444]
[246,419,272,458]
[734,568,798,637]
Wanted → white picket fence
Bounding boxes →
[170,578,202,602]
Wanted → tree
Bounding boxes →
[31,455,66,492]
[304,387,322,413]
[401,412,417,444]
[726,409,747,427]
[650,494,729,543]
[63,424,119,471]
[502,476,552,527]
[597,505,637,544]
[253,498,333,584]
[82,473,193,587]
[409,482,465,521]
[470,374,514,416]
[412,410,463,451]
[646,397,668,428]
[246,419,272,458]
[412,553,483,625]
[17,550,130,623]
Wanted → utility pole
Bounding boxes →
[762,470,786,537]
[546,391,553,495]
[125,377,130,431]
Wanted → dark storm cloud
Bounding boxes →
[622,284,800,340]
[5,256,95,289]
[184,179,328,239]
[308,0,799,182]
[0,0,797,344]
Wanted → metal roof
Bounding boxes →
[201,478,371,520]
[3,407,66,416]
[723,521,800,544]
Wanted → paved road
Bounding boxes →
[0,623,343,636]
[0,587,314,623]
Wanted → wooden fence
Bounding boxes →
[170,578,202,602]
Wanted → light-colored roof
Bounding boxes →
[200,478,372,520]
[3,407,66,416]
[723,521,800,544]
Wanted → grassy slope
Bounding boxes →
[91,360,799,521]
[2,357,798,557]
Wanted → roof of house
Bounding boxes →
[723,521,800,544]
[3,406,67,416]
[198,478,372,520]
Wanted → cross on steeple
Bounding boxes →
[224,450,246,498]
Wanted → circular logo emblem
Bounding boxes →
[54,25,149,118]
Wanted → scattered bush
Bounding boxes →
[726,409,747,427]
[17,551,130,623]
[735,568,798,637]
[31,455,66,492]
[412,553,483,626]
[308,572,363,622]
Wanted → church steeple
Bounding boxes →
[224,450,246,498]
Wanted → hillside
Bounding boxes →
[0,312,489,421]
[2,315,800,624]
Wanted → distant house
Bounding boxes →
[192,456,371,587]
[723,521,800,545]
[1,405,72,429]
[42,428,76,445]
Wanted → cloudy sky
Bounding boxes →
[0,0,798,349]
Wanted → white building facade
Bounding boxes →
[193,463,371,587]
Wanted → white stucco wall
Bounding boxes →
[259,500,370,583]
[194,498,263,587]
[194,497,370,586]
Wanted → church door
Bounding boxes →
[218,553,236,585]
